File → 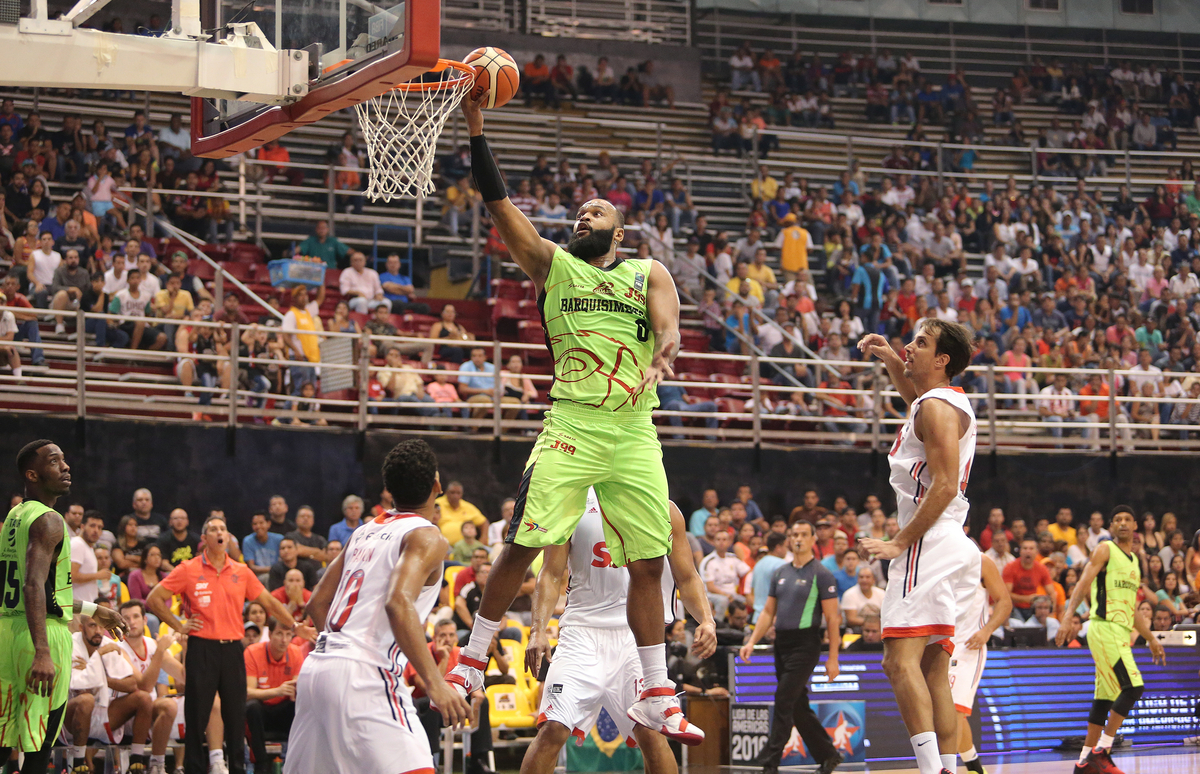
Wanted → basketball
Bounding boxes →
[464,46,520,109]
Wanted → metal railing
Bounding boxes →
[5,306,1200,454]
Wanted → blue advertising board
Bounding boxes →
[729,701,867,765]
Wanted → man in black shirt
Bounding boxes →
[267,494,296,535]
[127,487,169,541]
[155,508,201,570]
[285,505,328,564]
[739,521,843,774]
[454,562,490,639]
[51,113,87,183]
[266,538,319,591]
[843,614,884,652]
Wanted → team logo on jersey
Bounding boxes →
[592,281,615,296]
[523,519,548,534]
[633,272,645,291]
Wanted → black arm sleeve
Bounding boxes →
[470,134,508,203]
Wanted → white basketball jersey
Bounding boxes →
[888,387,977,529]
[558,489,677,630]
[118,635,159,682]
[313,512,442,674]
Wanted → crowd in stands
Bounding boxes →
[518,54,676,110]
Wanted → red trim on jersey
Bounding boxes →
[881,624,955,640]
[398,768,436,774]
[459,655,488,670]
[955,704,972,716]
[947,387,965,393]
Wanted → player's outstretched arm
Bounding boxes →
[386,527,470,726]
[23,512,63,697]
[305,549,347,632]
[862,399,960,560]
[968,556,1013,649]
[527,541,569,676]
[666,502,716,659]
[461,92,556,287]
[635,260,681,394]
[857,333,916,405]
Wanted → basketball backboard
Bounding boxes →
[191,0,441,158]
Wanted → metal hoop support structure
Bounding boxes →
[355,59,476,202]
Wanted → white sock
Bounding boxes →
[209,749,224,765]
[637,644,669,688]
[1097,732,1115,751]
[69,745,85,761]
[461,615,502,662]
[961,746,978,762]
[10,367,20,378]
[910,732,941,774]
[151,755,166,766]
[1078,746,1092,764]
[941,752,956,771]
[130,743,145,756]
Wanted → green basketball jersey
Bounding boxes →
[0,501,73,621]
[1090,541,1140,631]
[539,247,658,412]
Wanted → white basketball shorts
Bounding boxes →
[881,521,981,649]
[59,693,123,745]
[283,656,432,774]
[169,696,185,742]
[538,626,641,742]
[948,644,987,715]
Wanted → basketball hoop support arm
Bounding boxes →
[0,4,308,102]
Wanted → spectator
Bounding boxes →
[244,617,306,773]
[751,531,790,622]
[729,46,761,92]
[641,60,676,108]
[280,285,323,394]
[458,346,518,419]
[340,250,389,314]
[435,480,488,545]
[267,537,319,591]
[451,520,486,564]
[70,510,109,603]
[427,303,475,364]
[1039,372,1088,444]
[550,54,577,101]
[523,54,559,107]
[269,567,312,623]
[296,220,350,269]
[286,505,328,564]
[125,487,168,541]
[1003,538,1054,622]
[840,564,885,628]
[372,346,438,417]
[1047,507,1079,548]
[242,511,285,582]
[328,495,366,545]
[154,507,199,570]
[830,547,861,597]
[985,532,1017,573]
[1008,594,1060,639]
[699,528,751,618]
[657,381,719,438]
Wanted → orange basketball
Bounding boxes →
[464,46,520,109]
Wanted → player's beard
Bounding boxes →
[566,227,616,261]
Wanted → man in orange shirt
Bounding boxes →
[148,515,293,774]
[245,619,306,773]
[524,54,559,108]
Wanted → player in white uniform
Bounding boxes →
[948,555,1011,774]
[116,600,229,774]
[519,493,716,774]
[858,320,979,774]
[284,440,469,774]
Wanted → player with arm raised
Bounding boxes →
[444,92,698,742]
[520,495,716,774]
[283,440,470,774]
[1055,506,1165,774]
[949,554,1012,774]
[0,441,127,774]
[857,321,979,774]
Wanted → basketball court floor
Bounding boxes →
[717,745,1200,772]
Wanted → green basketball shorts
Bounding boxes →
[506,401,671,567]
[1088,619,1143,702]
[0,615,73,751]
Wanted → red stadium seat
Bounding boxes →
[491,278,534,300]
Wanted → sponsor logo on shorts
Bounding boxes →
[523,520,548,534]
[550,684,563,695]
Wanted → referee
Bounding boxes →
[739,520,843,774]
[148,513,294,774]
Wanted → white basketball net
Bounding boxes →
[355,63,475,202]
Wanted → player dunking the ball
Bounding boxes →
[444,91,701,743]
[1056,506,1164,774]
[857,321,979,774]
[0,441,127,774]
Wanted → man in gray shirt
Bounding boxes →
[49,249,90,334]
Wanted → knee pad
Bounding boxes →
[1112,685,1144,717]
[1088,699,1114,726]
